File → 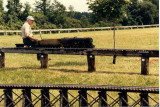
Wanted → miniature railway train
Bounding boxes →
[15,37,95,48]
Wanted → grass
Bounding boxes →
[0,28,159,106]
[0,28,158,86]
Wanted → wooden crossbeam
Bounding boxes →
[0,48,158,57]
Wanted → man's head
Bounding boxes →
[27,16,35,25]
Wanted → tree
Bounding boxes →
[0,0,5,26]
[32,12,49,28]
[0,12,5,26]
[6,0,14,16]
[6,0,22,29]
[14,0,22,16]
[138,1,158,24]
[47,0,67,28]
[88,0,130,64]
[0,0,4,12]
[21,2,31,21]
[63,17,81,28]
[80,15,90,28]
[68,5,75,18]
[34,0,53,28]
[6,0,16,27]
[121,0,140,25]
[144,0,159,8]
[34,0,67,28]
[124,0,158,25]
[34,0,51,15]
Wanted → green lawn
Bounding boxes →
[0,28,159,87]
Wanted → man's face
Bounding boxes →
[27,20,34,25]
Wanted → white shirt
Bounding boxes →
[21,22,33,39]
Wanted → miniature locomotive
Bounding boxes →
[15,37,95,48]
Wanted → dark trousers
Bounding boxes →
[23,37,38,46]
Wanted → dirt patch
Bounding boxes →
[150,58,159,63]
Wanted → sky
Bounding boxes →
[3,0,89,12]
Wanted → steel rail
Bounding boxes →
[0,84,158,93]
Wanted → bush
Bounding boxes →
[63,18,81,28]
[40,23,57,29]
[0,25,6,30]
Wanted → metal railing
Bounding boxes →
[0,84,159,107]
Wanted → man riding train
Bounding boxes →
[21,16,60,47]
[20,16,94,48]
[21,16,38,47]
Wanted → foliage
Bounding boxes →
[0,0,158,30]
[45,0,67,27]
[80,15,90,28]
[34,0,51,15]
[138,1,158,24]
[41,23,57,29]
[74,12,91,20]
[123,0,159,25]
[32,12,49,27]
[0,0,4,12]
[87,0,130,24]
[5,0,23,29]
[68,5,75,18]
[63,17,81,28]
[21,2,31,21]
[98,21,113,27]
[122,0,140,25]
[144,0,159,8]
[6,0,22,19]
[0,25,6,30]
[0,12,5,25]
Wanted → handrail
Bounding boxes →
[0,84,158,107]
[0,84,158,93]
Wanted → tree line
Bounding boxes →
[0,0,158,30]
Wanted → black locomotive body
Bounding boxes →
[16,37,94,48]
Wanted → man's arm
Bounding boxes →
[27,36,38,41]
[24,25,38,41]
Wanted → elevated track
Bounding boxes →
[0,47,159,75]
[0,84,158,107]
[0,47,158,57]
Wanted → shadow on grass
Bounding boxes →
[0,67,41,71]
[49,68,159,76]
[0,67,158,76]
[51,61,86,66]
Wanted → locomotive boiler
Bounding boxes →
[16,37,95,48]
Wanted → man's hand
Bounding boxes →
[33,38,38,41]
[28,36,38,41]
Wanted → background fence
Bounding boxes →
[0,24,158,36]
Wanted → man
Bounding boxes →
[21,16,38,46]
